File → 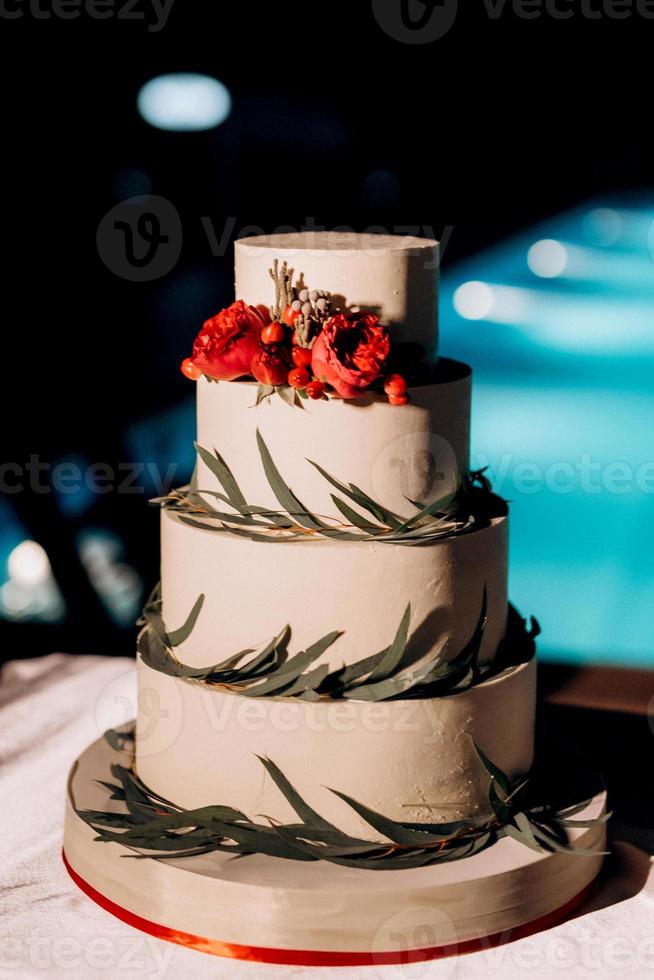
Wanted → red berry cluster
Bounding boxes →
[247,305,325,399]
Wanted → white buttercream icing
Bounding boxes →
[235,231,440,361]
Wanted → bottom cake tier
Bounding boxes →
[63,732,607,966]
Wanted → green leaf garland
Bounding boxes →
[78,728,609,870]
[153,433,506,546]
[137,588,536,703]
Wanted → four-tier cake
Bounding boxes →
[63,232,607,966]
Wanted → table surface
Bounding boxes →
[1,653,653,980]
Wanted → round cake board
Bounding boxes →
[63,732,606,967]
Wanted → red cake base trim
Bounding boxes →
[62,849,595,966]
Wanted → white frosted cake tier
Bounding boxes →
[135,658,536,838]
[161,509,508,672]
[235,231,440,360]
[195,359,471,523]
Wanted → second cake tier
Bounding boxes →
[195,358,471,523]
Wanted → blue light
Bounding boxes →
[453,281,494,320]
[137,73,232,133]
[527,239,568,278]
[440,193,654,668]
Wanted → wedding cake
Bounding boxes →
[63,232,607,966]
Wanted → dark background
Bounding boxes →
[1,0,651,661]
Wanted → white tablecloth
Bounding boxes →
[1,653,653,980]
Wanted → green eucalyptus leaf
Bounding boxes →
[474,743,512,797]
[257,757,339,832]
[317,646,390,695]
[103,728,134,752]
[315,527,367,542]
[392,487,460,533]
[177,515,297,542]
[255,383,275,405]
[514,811,542,850]
[341,647,448,701]
[502,823,545,854]
[277,663,331,698]
[346,483,403,529]
[276,386,298,409]
[194,443,248,510]
[77,809,140,830]
[488,781,513,826]
[330,494,381,534]
[220,628,291,682]
[328,789,460,846]
[528,821,608,857]
[552,798,595,819]
[364,604,411,685]
[244,631,342,698]
[167,594,205,647]
[307,460,402,529]
[257,431,326,530]
[277,823,381,849]
[554,812,612,828]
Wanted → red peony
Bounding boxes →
[311,311,390,399]
[192,301,270,381]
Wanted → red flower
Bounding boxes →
[311,312,390,399]
[250,343,292,387]
[192,301,270,381]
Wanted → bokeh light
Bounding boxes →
[137,73,232,132]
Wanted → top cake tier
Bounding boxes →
[235,231,440,362]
